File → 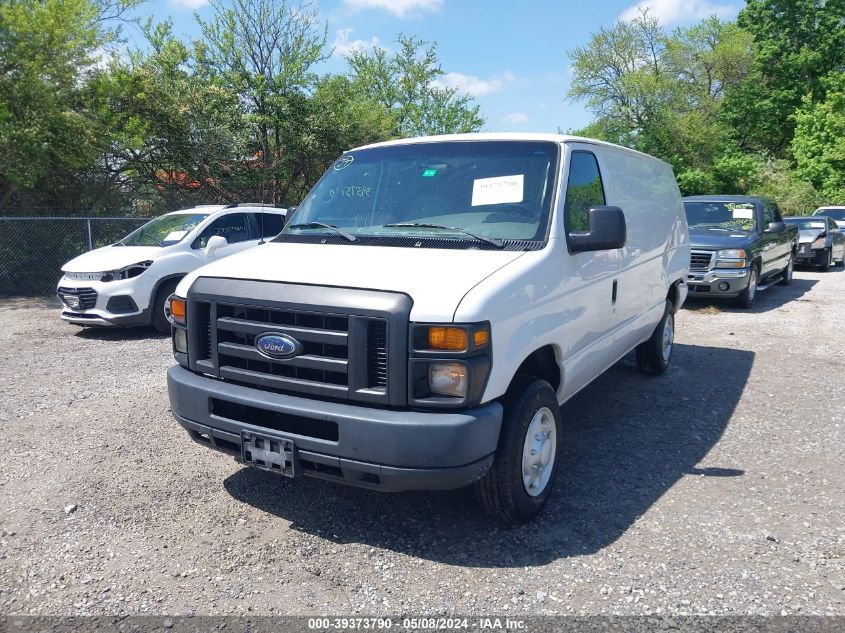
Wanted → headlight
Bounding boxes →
[429,363,468,397]
[173,327,188,354]
[101,261,153,282]
[811,237,826,249]
[166,295,186,326]
[715,248,747,268]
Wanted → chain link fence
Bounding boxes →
[0,216,149,297]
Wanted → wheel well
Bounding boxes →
[512,346,560,393]
[666,281,680,311]
[151,275,183,306]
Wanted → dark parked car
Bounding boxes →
[683,195,798,308]
[784,215,845,270]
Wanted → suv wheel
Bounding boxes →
[474,378,562,525]
[635,299,674,375]
[151,279,180,334]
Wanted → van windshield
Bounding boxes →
[277,141,559,249]
[118,213,209,247]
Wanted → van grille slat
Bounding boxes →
[193,298,390,401]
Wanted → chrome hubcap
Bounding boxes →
[661,312,674,362]
[787,258,793,279]
[748,271,757,300]
[522,407,557,497]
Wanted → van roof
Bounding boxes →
[354,133,671,168]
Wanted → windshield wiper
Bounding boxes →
[382,223,503,248]
[287,222,356,242]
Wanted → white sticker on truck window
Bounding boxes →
[471,175,524,207]
[732,208,753,219]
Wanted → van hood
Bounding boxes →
[62,245,164,273]
[178,243,526,322]
[688,228,755,250]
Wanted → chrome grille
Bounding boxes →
[690,251,714,272]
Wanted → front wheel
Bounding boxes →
[635,299,675,375]
[474,378,562,525]
[819,248,832,272]
[778,253,794,285]
[735,266,758,308]
[151,280,180,334]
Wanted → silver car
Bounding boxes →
[784,215,845,270]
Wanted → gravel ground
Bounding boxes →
[0,267,843,617]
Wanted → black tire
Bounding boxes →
[474,378,562,525]
[778,253,794,285]
[151,279,180,334]
[819,248,832,272]
[635,299,675,375]
[735,265,758,308]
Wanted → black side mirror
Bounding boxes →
[765,221,786,233]
[569,206,627,253]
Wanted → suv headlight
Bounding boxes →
[101,261,153,282]
[715,248,747,268]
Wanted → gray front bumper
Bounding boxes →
[687,268,750,298]
[167,364,502,491]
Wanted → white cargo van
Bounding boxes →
[166,134,689,523]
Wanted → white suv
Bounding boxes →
[57,204,286,332]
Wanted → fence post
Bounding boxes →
[86,219,93,251]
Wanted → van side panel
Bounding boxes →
[601,148,689,353]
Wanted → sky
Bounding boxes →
[135,0,742,133]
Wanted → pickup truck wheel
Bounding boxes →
[151,280,179,334]
[819,248,832,272]
[735,266,758,309]
[474,378,562,525]
[635,299,674,375]
[778,254,794,285]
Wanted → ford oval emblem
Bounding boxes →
[255,332,301,359]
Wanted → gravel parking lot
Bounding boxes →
[0,267,843,617]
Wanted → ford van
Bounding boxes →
[166,134,689,523]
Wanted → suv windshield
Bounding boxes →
[276,141,559,248]
[684,201,756,232]
[814,208,845,220]
[119,213,209,247]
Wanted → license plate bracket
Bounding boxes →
[240,431,300,477]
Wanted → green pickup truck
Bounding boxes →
[683,195,799,308]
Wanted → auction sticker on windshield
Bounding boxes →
[471,175,524,207]
[732,207,754,219]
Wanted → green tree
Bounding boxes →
[791,72,845,203]
[723,0,845,155]
[196,0,328,204]
[347,34,484,137]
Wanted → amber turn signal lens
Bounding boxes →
[428,326,468,351]
[167,296,186,326]
[473,329,489,347]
